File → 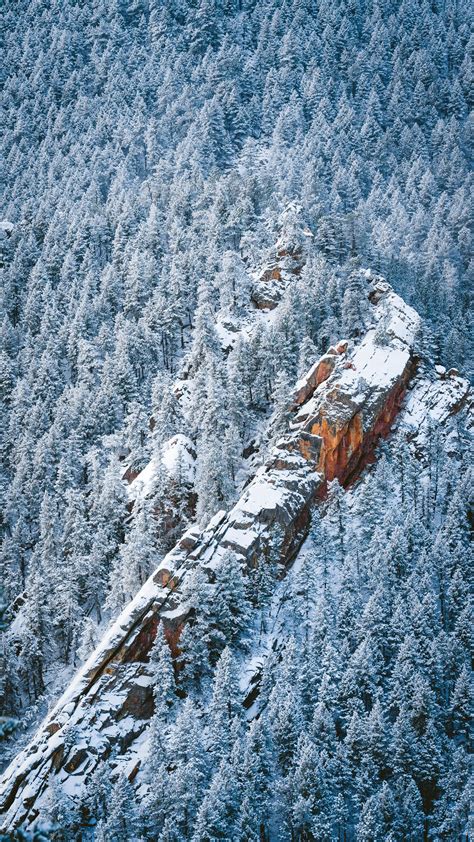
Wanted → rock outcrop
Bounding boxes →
[0,276,470,831]
[251,253,303,310]
[289,280,419,485]
[251,203,312,310]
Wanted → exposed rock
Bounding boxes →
[250,281,283,310]
[1,276,470,832]
[64,748,89,775]
[122,465,141,484]
[368,278,391,304]
[288,284,421,485]
[292,354,338,407]
[119,681,154,721]
[125,434,197,550]
[128,435,196,499]
[260,266,282,283]
[400,370,471,452]
[251,255,302,310]
[251,204,310,310]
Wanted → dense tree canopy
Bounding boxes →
[0,0,471,838]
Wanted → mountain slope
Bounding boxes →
[1,277,471,836]
[1,0,472,838]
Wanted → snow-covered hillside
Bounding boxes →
[1,0,472,838]
[1,275,471,837]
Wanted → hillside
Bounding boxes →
[1,270,472,837]
[1,0,472,839]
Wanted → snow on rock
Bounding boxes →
[400,370,471,449]
[161,434,196,482]
[1,275,470,832]
[251,203,311,310]
[128,434,196,502]
[292,350,342,407]
[286,277,421,485]
[126,457,157,497]
[0,219,14,239]
[214,311,246,351]
[0,442,320,830]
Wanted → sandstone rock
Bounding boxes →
[251,284,282,310]
[293,355,338,407]
[64,747,88,774]
[119,681,154,721]
[251,210,309,311]
[368,279,390,304]
[401,368,470,450]
[260,266,282,283]
[122,465,141,484]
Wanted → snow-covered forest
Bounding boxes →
[1,0,472,839]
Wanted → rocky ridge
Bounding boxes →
[0,275,470,831]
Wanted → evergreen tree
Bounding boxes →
[1,0,472,833]
[149,625,176,722]
[101,773,140,842]
[208,646,241,764]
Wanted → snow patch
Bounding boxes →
[128,434,196,501]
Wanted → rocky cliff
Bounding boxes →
[0,275,470,831]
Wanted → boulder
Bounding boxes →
[251,282,282,310]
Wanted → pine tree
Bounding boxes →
[179,567,214,692]
[210,552,251,656]
[76,616,99,665]
[102,773,140,841]
[237,719,273,842]
[208,647,241,764]
[449,665,471,747]
[357,782,396,841]
[165,698,209,839]
[1,0,473,832]
[123,399,151,473]
[149,625,176,722]
[191,756,240,842]
[45,776,78,842]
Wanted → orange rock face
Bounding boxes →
[302,370,412,489]
[1,280,429,831]
[315,357,338,387]
[310,410,364,482]
[155,569,179,589]
[121,614,160,665]
[120,683,154,720]
[260,266,282,282]
[122,465,141,484]
[162,620,185,661]
[293,355,338,406]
